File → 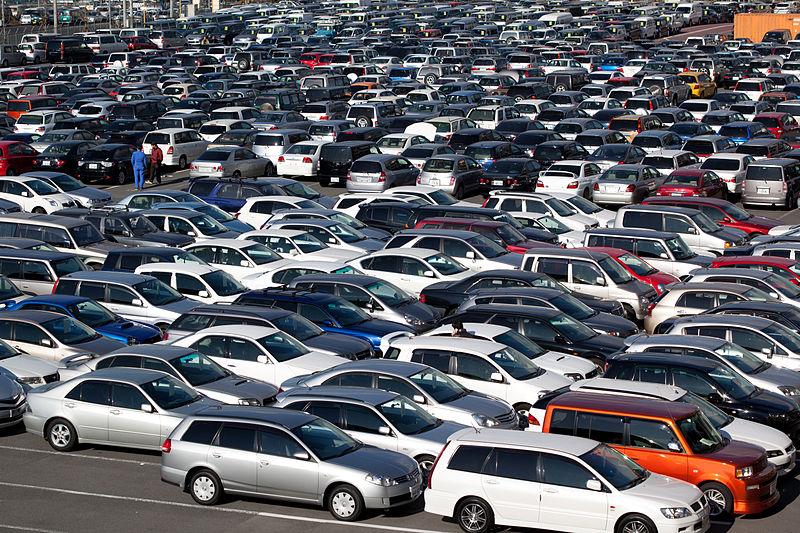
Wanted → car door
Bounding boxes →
[207,422,259,493]
[568,259,610,300]
[12,321,58,359]
[108,382,161,448]
[480,447,541,522]
[256,426,319,500]
[623,416,688,481]
[664,213,701,249]
[63,379,110,442]
[537,452,608,531]
[342,403,395,450]
[399,256,439,295]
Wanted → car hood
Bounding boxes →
[585,313,639,335]
[448,390,515,419]
[520,227,559,243]
[685,254,713,267]
[283,351,350,373]
[328,444,419,476]
[646,271,680,286]
[99,317,160,338]
[397,299,441,322]
[351,238,385,252]
[581,332,626,353]
[167,395,223,415]
[706,438,768,465]
[351,318,415,336]
[303,332,372,358]
[84,240,127,253]
[304,248,364,262]
[1,354,58,376]
[491,253,524,268]
[415,420,467,445]
[73,335,127,354]
[316,196,336,209]
[135,231,194,246]
[161,297,202,315]
[73,187,112,201]
[198,374,278,399]
[534,350,596,375]
[745,216,781,230]
[222,219,255,233]
[361,227,392,241]
[758,364,800,388]
[625,472,702,507]
[721,416,793,451]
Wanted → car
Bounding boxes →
[189,147,271,179]
[76,143,136,185]
[22,171,111,209]
[134,263,247,304]
[0,336,60,387]
[656,169,728,199]
[346,154,420,193]
[0,367,26,428]
[0,175,76,214]
[709,255,800,285]
[151,201,254,233]
[417,154,483,199]
[160,405,423,521]
[591,164,664,206]
[425,428,710,533]
[6,295,162,345]
[642,196,779,235]
[480,158,541,194]
[141,209,241,240]
[237,228,363,263]
[23,367,220,451]
[115,190,203,211]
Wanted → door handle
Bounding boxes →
[211,453,222,458]
[64,402,75,408]
[110,409,120,415]
[259,460,270,467]
[485,479,499,485]
[543,488,558,493]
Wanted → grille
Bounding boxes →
[690,496,706,513]
[388,493,414,506]
[754,456,769,474]
[43,372,59,384]
[495,409,518,426]
[62,201,76,208]
[393,469,421,485]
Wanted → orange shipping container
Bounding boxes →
[734,13,800,42]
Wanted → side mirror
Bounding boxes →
[378,426,392,436]
[686,226,697,234]
[465,250,476,259]
[328,238,337,244]
[321,319,335,327]
[553,335,567,344]
[707,392,724,404]
[292,451,310,461]
[131,298,143,307]
[423,270,435,278]
[761,346,774,359]
[659,253,668,259]
[257,355,270,364]
[595,276,607,286]
[586,479,603,492]
[140,403,153,413]
[769,292,780,300]
[412,394,426,404]
[197,290,210,298]
[489,372,504,383]
[288,249,299,256]
[365,300,374,311]
[240,260,250,267]
[41,338,53,347]
[187,231,196,237]
[21,191,30,197]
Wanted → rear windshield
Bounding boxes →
[701,158,741,171]
[254,135,283,146]
[145,133,170,145]
[350,160,382,173]
[747,165,785,181]
[8,101,30,112]
[737,145,770,156]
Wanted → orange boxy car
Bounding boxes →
[542,391,779,517]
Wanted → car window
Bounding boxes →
[540,453,596,489]
[628,418,683,452]
[228,337,263,362]
[258,427,304,458]
[111,383,148,410]
[448,445,492,473]
[344,404,383,434]
[14,322,47,345]
[485,447,538,482]
[216,423,257,452]
[66,380,110,405]
[671,367,717,396]
[454,353,496,381]
[576,412,625,445]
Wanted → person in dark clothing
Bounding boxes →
[451,320,475,338]
[149,143,163,184]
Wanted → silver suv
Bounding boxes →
[161,405,423,521]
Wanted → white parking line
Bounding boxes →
[0,481,449,533]
[0,445,159,466]
[0,525,66,533]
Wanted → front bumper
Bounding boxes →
[733,470,780,515]
[361,475,423,510]
[0,400,26,429]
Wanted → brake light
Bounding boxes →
[427,441,450,490]
[167,146,174,155]
[319,115,329,120]
[161,438,171,453]
[36,127,45,133]
[479,178,489,185]
[215,166,223,172]
[55,159,65,167]
[347,172,352,181]
[567,181,579,189]
[378,171,386,182]
[302,157,313,164]
[537,179,545,188]
[419,293,426,303]
[528,413,540,426]
[161,330,169,341]
[593,182,600,191]
[625,184,635,192]
[278,156,285,163]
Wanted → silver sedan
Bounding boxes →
[189,146,270,179]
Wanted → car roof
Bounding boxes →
[628,333,725,350]
[550,391,697,420]
[64,270,152,283]
[462,303,562,318]
[280,385,397,405]
[0,309,64,322]
[692,267,776,280]
[191,405,316,427]
[81,366,173,384]
[612,352,722,371]
[107,344,195,360]
[450,427,598,455]
[571,377,687,402]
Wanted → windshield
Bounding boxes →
[617,253,657,276]
[258,330,309,362]
[666,237,694,260]
[678,414,725,454]
[0,276,21,299]
[489,347,543,380]
[71,223,105,246]
[766,273,800,298]
[140,375,202,409]
[536,215,570,234]
[710,364,757,400]
[681,391,734,428]
[427,189,458,205]
[46,173,83,192]
[495,224,526,245]
[598,257,632,283]
[189,214,227,235]
[551,293,595,321]
[467,234,507,258]
[423,158,454,172]
[664,173,700,186]
[366,280,413,307]
[715,342,769,374]
[690,213,720,233]
[549,313,597,342]
[66,300,116,328]
[409,367,468,403]
[135,278,183,306]
[243,243,280,265]
[272,313,323,342]
[291,417,361,460]
[378,395,439,435]
[27,179,59,195]
[493,330,547,358]
[127,214,158,235]
[568,195,602,214]
[201,270,245,296]
[600,169,639,182]
[42,316,98,344]
[765,323,800,352]
[196,203,235,222]
[325,299,370,327]
[169,351,229,386]
[427,253,467,275]
[580,444,649,491]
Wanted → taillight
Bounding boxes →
[479,178,489,185]
[593,182,600,191]
[378,171,386,182]
[449,176,455,186]
[167,146,174,154]
[625,184,635,192]
[528,413,540,426]
[566,181,579,189]
[55,159,65,167]
[278,156,285,162]
[161,438,171,453]
[319,115,329,120]
[427,441,450,490]
[233,212,240,219]
[161,331,169,341]
[36,127,45,133]
[537,179,545,188]
[646,302,656,316]
[302,157,313,164]
[346,172,352,181]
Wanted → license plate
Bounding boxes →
[357,176,371,183]
[769,481,777,495]
[89,163,99,169]
[492,180,504,186]
[429,179,439,186]
[671,192,683,196]
[410,484,421,498]
[758,187,770,194]
[41,160,51,166]
[330,177,339,183]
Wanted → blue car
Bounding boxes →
[718,121,774,145]
[151,201,255,233]
[6,295,163,345]
[186,177,334,212]
[234,289,413,351]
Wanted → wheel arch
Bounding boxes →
[184,464,220,493]
[452,494,491,520]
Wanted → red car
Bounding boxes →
[0,141,37,176]
[753,111,800,140]
[584,246,678,294]
[656,168,727,199]
[642,196,781,235]
[414,217,555,253]
[710,256,800,285]
[123,36,157,51]
[299,52,328,68]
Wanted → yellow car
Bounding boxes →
[678,71,717,98]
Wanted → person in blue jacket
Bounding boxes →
[131,148,148,190]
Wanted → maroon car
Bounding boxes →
[642,196,781,235]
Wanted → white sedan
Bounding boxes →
[276,140,328,177]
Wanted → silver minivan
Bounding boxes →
[742,158,800,208]
[252,129,310,164]
[0,249,87,295]
[161,406,423,521]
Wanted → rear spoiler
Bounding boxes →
[59,352,98,368]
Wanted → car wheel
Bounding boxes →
[327,484,364,522]
[2,60,8,67]
[237,59,249,71]
[424,74,437,85]
[454,184,464,199]
[416,454,436,480]
[264,163,274,176]
[701,482,733,518]
[232,170,242,179]
[189,469,223,505]
[46,419,77,451]
[178,155,187,170]
[4,168,13,176]
[555,84,567,92]
[356,117,370,128]
[32,207,46,214]
[116,170,126,185]
[582,187,592,199]
[513,402,532,424]
[616,514,657,533]
[456,497,494,533]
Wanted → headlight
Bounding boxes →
[47,199,58,206]
[17,376,43,385]
[779,386,800,396]
[102,161,114,167]
[656,283,665,293]
[766,449,784,458]
[471,413,499,428]
[736,466,754,478]
[365,473,398,487]
[724,241,732,248]
[660,507,691,519]
[237,398,261,406]
[564,372,583,381]
[403,313,423,326]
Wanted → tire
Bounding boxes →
[2,60,8,67]
[356,117,370,128]
[189,469,223,506]
[587,354,605,373]
[513,402,532,423]
[178,155,187,170]
[456,497,494,533]
[237,59,249,71]
[555,84,567,92]
[582,187,592,199]
[424,74,438,85]
[264,163,274,177]
[116,170,126,185]
[327,484,364,522]
[616,514,657,533]
[621,303,637,321]
[454,184,464,199]
[232,170,242,179]
[416,454,436,479]
[700,481,733,518]
[32,207,46,214]
[4,168,13,176]
[46,419,77,451]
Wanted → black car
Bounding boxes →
[45,38,93,63]
[355,201,418,234]
[699,301,800,331]
[462,286,639,337]
[533,140,589,167]
[514,130,566,155]
[495,118,546,141]
[107,100,168,124]
[318,140,377,187]
[102,120,155,136]
[104,130,149,148]
[33,141,96,176]
[605,353,800,444]
[52,117,107,135]
[448,128,508,152]
[167,304,373,360]
[444,304,625,368]
[76,143,136,185]
[54,208,194,248]
[336,127,389,142]
[480,158,541,195]
[419,269,625,317]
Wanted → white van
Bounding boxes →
[676,2,702,25]
[538,12,573,26]
[142,128,209,169]
[82,34,127,55]
[19,33,58,45]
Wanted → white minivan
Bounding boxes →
[142,128,208,170]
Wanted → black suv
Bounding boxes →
[318,141,378,187]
